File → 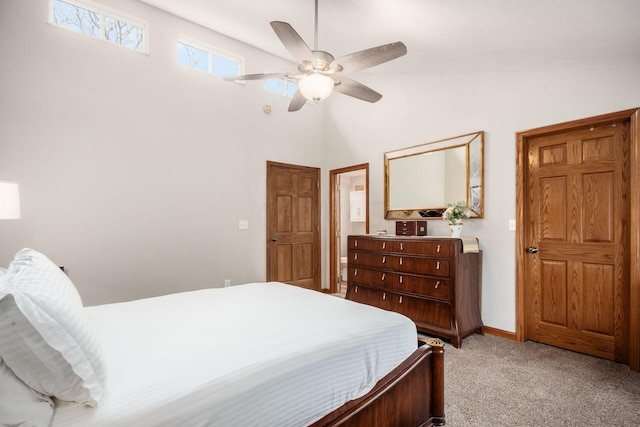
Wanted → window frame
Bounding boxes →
[177,39,245,79]
[265,77,299,99]
[49,0,149,53]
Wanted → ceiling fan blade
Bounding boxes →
[270,21,316,66]
[288,90,308,112]
[223,72,290,82]
[331,42,407,74]
[333,77,382,103]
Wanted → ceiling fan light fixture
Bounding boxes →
[223,4,406,111]
[298,73,334,103]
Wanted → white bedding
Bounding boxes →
[51,282,417,426]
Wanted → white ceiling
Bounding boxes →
[139,0,640,74]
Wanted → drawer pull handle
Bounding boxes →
[383,292,386,300]
[354,254,358,261]
[399,296,403,304]
[399,257,403,265]
[355,286,358,293]
[382,273,386,280]
[435,281,440,289]
[355,240,358,247]
[436,261,440,269]
[399,276,403,284]
[400,243,404,251]
[382,242,386,249]
[437,244,441,253]
[354,269,358,276]
[382,256,386,264]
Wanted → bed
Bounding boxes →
[0,249,445,426]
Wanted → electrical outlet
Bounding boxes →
[239,220,248,230]
[224,279,231,287]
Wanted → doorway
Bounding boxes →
[329,164,369,294]
[266,161,321,290]
[515,108,640,371]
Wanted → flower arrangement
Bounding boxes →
[442,201,469,224]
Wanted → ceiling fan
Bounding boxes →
[224,0,407,112]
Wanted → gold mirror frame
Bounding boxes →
[384,131,484,220]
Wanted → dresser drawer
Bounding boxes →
[350,268,451,300]
[394,256,450,277]
[348,236,395,252]
[349,267,393,288]
[348,284,452,331]
[349,251,394,269]
[390,274,451,300]
[397,240,452,257]
[346,284,397,312]
[396,296,452,331]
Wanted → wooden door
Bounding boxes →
[523,120,630,362]
[266,161,320,290]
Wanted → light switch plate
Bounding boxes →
[508,219,516,231]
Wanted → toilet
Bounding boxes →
[340,256,348,281]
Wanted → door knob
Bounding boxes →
[527,247,538,254]
[271,237,278,242]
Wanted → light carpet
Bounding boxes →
[441,334,640,426]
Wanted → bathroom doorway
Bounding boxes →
[329,164,369,294]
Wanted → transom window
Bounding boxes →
[264,78,299,99]
[177,42,243,78]
[51,0,147,52]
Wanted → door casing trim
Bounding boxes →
[329,164,369,294]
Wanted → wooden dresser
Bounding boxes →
[345,235,483,347]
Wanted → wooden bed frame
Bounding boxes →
[310,340,445,426]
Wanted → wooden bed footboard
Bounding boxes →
[309,343,445,426]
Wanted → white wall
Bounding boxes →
[324,68,640,332]
[0,0,325,305]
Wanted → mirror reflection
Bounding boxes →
[384,131,484,220]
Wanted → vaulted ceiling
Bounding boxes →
[139,0,640,74]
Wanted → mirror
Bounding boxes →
[384,131,484,220]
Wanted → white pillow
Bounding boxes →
[0,357,54,427]
[0,248,106,406]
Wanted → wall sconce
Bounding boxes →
[0,181,21,219]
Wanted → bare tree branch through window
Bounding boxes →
[52,0,145,52]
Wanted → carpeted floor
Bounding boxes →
[441,334,640,426]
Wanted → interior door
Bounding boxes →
[523,121,630,362]
[266,161,320,290]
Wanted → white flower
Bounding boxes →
[442,201,469,224]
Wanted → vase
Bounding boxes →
[449,223,463,238]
